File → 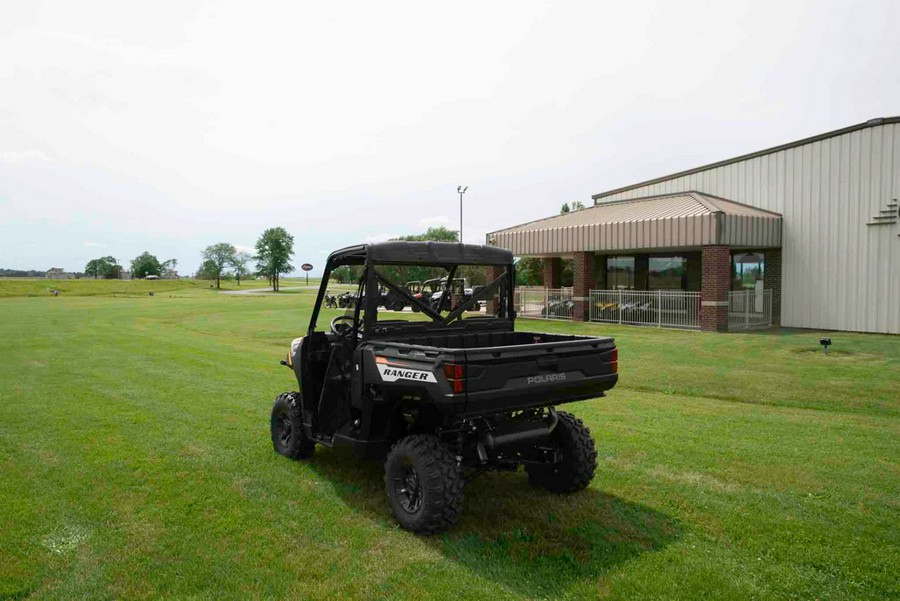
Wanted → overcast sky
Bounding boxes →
[1,0,898,275]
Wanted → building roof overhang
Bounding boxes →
[487,192,782,256]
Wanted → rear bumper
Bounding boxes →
[463,373,618,416]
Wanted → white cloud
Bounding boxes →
[234,244,255,255]
[83,241,106,247]
[318,250,328,254]
[418,215,452,227]
[364,233,399,243]
[0,149,50,164]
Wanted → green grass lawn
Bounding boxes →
[0,283,897,599]
[0,277,320,298]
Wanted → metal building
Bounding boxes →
[489,117,900,334]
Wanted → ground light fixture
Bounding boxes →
[457,185,468,242]
[820,337,832,353]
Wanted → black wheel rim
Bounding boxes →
[394,463,423,514]
[276,412,292,447]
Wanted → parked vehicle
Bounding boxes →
[323,291,338,309]
[270,241,619,534]
[541,297,574,318]
[337,291,357,308]
[405,280,424,311]
[378,283,406,311]
[429,277,481,312]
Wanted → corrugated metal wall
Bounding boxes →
[597,123,900,334]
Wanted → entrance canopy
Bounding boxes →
[487,191,782,256]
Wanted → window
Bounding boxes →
[649,256,687,290]
[732,253,765,290]
[606,256,635,289]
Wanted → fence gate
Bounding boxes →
[513,287,574,320]
[728,289,773,330]
[589,289,701,330]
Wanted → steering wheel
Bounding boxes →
[330,315,356,337]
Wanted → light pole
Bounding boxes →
[457,185,468,242]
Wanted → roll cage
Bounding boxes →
[308,242,515,340]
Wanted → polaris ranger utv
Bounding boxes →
[270,242,618,534]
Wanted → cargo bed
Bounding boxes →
[367,331,618,416]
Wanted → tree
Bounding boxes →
[515,257,544,286]
[131,252,162,279]
[385,226,460,283]
[196,259,219,280]
[230,251,253,285]
[330,265,363,285]
[561,201,585,214]
[255,228,294,291]
[85,256,120,279]
[201,243,236,289]
[330,265,351,284]
[161,258,178,278]
[84,259,103,279]
[395,226,458,243]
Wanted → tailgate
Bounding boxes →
[463,336,617,415]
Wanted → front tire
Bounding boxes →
[384,435,463,534]
[271,392,315,459]
[526,411,597,493]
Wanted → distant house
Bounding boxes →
[45,268,67,279]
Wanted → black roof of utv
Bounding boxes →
[327,241,513,266]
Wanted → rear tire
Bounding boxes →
[526,411,596,493]
[384,435,463,534]
[271,392,315,459]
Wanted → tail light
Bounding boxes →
[443,363,466,394]
[610,348,618,374]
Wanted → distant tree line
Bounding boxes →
[198,227,295,291]
[82,253,177,279]
[0,268,51,278]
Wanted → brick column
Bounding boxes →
[763,249,782,326]
[573,252,595,321]
[484,265,505,316]
[543,258,561,288]
[700,245,731,332]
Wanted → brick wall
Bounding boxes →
[543,258,561,288]
[764,249,782,326]
[573,252,595,321]
[700,245,731,332]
